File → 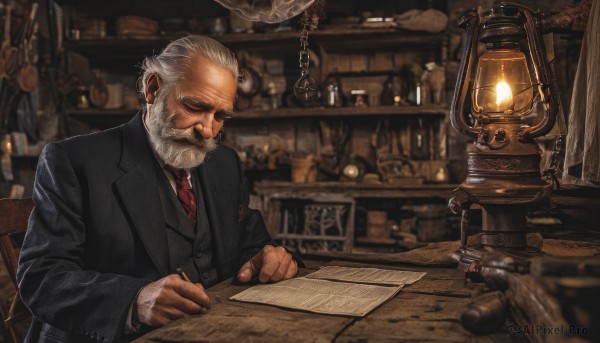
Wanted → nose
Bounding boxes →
[194,113,216,139]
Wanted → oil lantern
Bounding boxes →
[449,3,559,269]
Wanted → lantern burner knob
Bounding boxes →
[495,129,507,142]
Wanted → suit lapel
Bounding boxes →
[115,110,169,276]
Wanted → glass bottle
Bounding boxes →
[76,86,90,110]
[321,75,343,108]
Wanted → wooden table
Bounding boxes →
[136,256,513,342]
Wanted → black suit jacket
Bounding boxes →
[17,110,274,342]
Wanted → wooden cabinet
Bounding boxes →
[254,181,457,253]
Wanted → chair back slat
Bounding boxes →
[0,198,34,343]
[0,198,34,286]
[0,235,20,287]
[0,198,34,235]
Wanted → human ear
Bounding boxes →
[145,74,162,104]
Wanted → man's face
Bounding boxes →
[147,55,237,169]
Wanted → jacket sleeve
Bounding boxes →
[234,151,304,273]
[17,142,149,342]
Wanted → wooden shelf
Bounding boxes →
[56,0,229,19]
[66,30,445,48]
[234,105,447,119]
[65,30,446,62]
[354,236,428,250]
[66,105,447,127]
[255,181,457,199]
[66,109,135,129]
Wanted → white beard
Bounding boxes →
[146,96,217,169]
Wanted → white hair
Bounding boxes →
[138,35,239,98]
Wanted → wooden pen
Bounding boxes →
[176,268,192,283]
[176,268,211,309]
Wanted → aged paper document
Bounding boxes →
[230,277,403,317]
[305,266,427,286]
[230,267,427,317]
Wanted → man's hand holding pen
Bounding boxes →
[132,245,297,328]
[133,274,211,327]
[237,245,298,283]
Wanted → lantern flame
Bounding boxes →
[495,81,513,107]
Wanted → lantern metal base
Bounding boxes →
[453,244,541,271]
[449,136,550,271]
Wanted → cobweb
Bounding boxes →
[213,0,315,23]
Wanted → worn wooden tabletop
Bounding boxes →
[136,257,514,342]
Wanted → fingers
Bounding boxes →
[257,245,282,283]
[238,245,298,283]
[135,274,210,327]
[173,280,211,309]
[271,251,292,282]
[237,245,300,284]
[237,254,261,282]
[285,259,298,280]
[158,275,207,313]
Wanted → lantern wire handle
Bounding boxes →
[518,8,559,139]
[499,2,559,139]
[449,9,480,139]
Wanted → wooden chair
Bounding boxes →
[0,198,34,343]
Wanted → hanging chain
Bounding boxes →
[293,3,322,103]
[543,134,565,189]
[298,12,311,76]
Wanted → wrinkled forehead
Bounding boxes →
[169,55,237,107]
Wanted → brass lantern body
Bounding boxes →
[449,4,559,270]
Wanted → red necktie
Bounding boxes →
[165,165,197,222]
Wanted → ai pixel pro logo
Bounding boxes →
[508,322,589,337]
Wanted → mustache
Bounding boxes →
[147,102,218,169]
[162,126,211,147]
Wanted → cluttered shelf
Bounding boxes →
[65,29,446,58]
[65,105,447,128]
[234,105,447,119]
[254,181,457,199]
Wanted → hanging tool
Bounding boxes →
[0,5,17,78]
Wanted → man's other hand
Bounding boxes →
[135,274,210,327]
[237,245,298,283]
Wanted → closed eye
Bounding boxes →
[214,111,233,121]
[181,102,210,113]
[177,97,234,122]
